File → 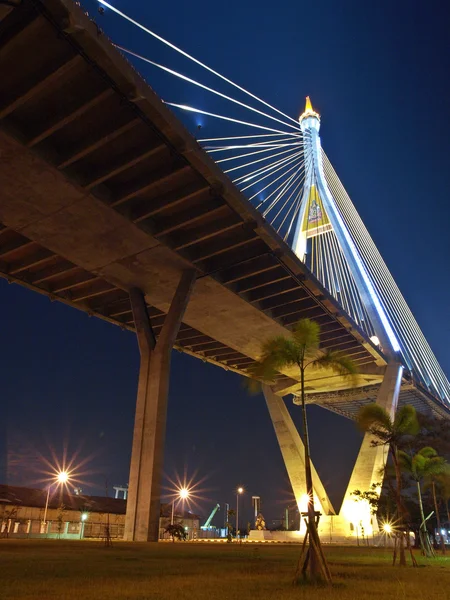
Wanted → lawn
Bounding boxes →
[1,540,450,600]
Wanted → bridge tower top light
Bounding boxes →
[299,96,321,134]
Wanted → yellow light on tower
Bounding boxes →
[299,96,320,124]
[237,487,244,494]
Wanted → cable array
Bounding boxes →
[96,1,449,404]
[322,152,450,401]
[96,2,305,238]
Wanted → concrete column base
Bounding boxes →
[249,515,387,546]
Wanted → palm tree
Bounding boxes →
[165,523,187,542]
[425,469,450,555]
[226,508,235,542]
[250,318,357,584]
[357,403,419,567]
[399,447,448,557]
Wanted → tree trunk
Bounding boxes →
[416,480,433,557]
[432,481,446,555]
[298,364,331,583]
[300,366,319,577]
[392,447,406,566]
[300,367,314,519]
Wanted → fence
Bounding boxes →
[1,518,125,540]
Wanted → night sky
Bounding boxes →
[2,0,450,527]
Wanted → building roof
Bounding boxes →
[0,484,126,514]
[0,485,201,519]
[160,502,200,520]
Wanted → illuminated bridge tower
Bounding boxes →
[263,98,407,539]
[293,98,399,356]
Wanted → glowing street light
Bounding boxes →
[179,487,189,500]
[42,470,71,532]
[236,486,244,541]
[171,486,190,525]
[57,471,69,484]
[382,522,392,535]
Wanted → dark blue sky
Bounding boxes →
[2,0,449,526]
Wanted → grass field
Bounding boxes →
[1,540,450,600]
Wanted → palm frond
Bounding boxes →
[292,319,320,354]
[411,453,427,478]
[398,450,413,474]
[246,360,278,386]
[311,350,358,385]
[357,403,393,435]
[246,336,299,388]
[400,446,448,481]
[260,336,300,370]
[423,456,448,477]
[394,405,419,436]
[416,447,438,459]
[423,469,450,497]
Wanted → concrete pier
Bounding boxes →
[264,363,403,542]
[125,271,196,542]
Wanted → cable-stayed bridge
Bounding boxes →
[91,1,449,407]
[0,0,448,542]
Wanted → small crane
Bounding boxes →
[201,503,220,530]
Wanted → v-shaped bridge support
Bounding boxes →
[263,385,335,518]
[263,361,402,540]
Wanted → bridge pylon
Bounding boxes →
[259,98,408,542]
[293,97,399,358]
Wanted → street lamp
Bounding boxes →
[382,523,392,534]
[236,486,244,540]
[179,487,189,500]
[171,487,190,525]
[42,470,70,532]
[79,512,88,539]
[57,471,69,484]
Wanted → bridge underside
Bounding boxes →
[1,0,449,542]
[0,0,390,394]
[0,0,447,413]
[306,382,450,421]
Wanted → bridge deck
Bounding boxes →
[0,0,445,415]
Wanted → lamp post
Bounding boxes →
[80,512,88,539]
[171,487,189,525]
[236,487,244,540]
[42,470,69,533]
